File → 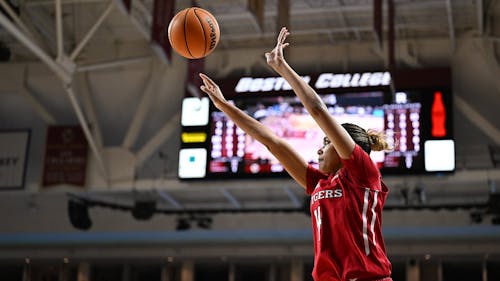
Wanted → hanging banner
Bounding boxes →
[42,125,88,188]
[0,130,30,189]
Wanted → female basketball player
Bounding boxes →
[199,27,393,281]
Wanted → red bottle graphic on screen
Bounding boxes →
[431,91,446,137]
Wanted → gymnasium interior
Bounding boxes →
[1,0,500,280]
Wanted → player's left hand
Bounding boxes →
[265,27,290,71]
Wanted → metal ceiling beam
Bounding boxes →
[217,0,472,21]
[24,3,57,53]
[133,0,152,25]
[445,0,456,53]
[0,0,37,42]
[70,0,115,60]
[276,0,289,32]
[78,73,104,149]
[26,0,104,6]
[55,0,63,59]
[0,10,71,83]
[333,0,355,42]
[122,64,160,150]
[155,189,182,209]
[63,84,109,180]
[454,95,500,147]
[116,167,500,193]
[21,83,57,124]
[247,0,264,33]
[220,188,242,208]
[282,186,301,208]
[125,1,151,41]
[76,56,151,72]
[221,23,445,41]
[477,0,484,35]
[136,112,181,168]
[476,38,500,92]
[0,0,110,182]
[373,0,382,47]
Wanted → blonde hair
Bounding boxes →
[342,123,392,154]
[367,129,392,152]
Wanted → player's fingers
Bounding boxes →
[199,73,209,84]
[199,73,214,85]
[201,74,216,88]
[278,27,286,43]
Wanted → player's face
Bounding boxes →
[317,137,342,173]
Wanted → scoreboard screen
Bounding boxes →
[179,70,454,179]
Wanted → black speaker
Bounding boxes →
[67,200,92,230]
[132,201,156,220]
[176,218,191,231]
[488,193,500,214]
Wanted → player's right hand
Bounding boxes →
[199,73,228,108]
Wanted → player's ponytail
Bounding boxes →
[367,129,392,152]
[342,123,392,154]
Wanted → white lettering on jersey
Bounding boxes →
[313,206,321,241]
[370,190,379,247]
[311,189,342,203]
[362,188,379,256]
[362,188,370,255]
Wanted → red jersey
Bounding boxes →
[306,144,392,281]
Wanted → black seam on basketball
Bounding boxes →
[194,8,208,56]
[193,8,207,57]
[183,8,194,58]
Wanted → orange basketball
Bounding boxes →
[168,7,220,59]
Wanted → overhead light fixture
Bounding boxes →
[197,217,213,229]
[488,145,500,167]
[414,184,427,205]
[67,199,92,231]
[132,200,156,221]
[492,216,500,225]
[0,41,11,62]
[487,193,500,214]
[302,197,311,216]
[400,188,409,206]
[470,211,483,224]
[176,218,191,231]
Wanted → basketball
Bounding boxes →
[168,7,220,59]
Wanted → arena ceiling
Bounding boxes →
[0,0,490,59]
[0,0,499,210]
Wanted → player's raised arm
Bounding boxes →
[265,27,355,160]
[199,73,309,189]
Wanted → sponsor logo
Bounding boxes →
[206,17,217,50]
